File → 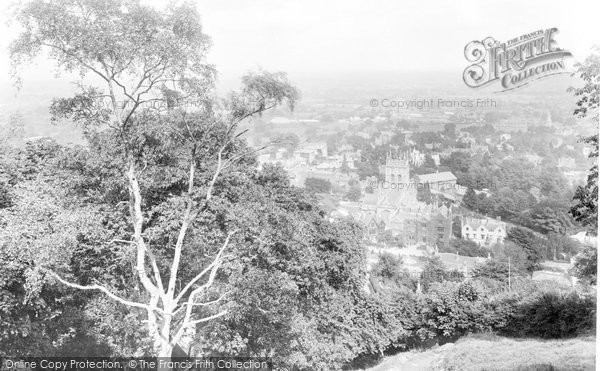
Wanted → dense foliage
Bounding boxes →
[1,137,597,369]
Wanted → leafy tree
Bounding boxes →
[470,260,511,283]
[412,131,442,148]
[506,227,544,273]
[525,201,575,235]
[340,154,350,174]
[491,241,529,274]
[452,216,462,238]
[416,281,485,340]
[10,0,299,359]
[423,154,437,168]
[569,47,599,233]
[572,244,597,285]
[0,149,120,356]
[345,185,362,201]
[305,177,332,194]
[0,183,11,209]
[0,112,25,145]
[372,253,404,282]
[193,166,378,370]
[420,257,464,292]
[462,188,478,210]
[417,183,434,204]
[443,123,456,138]
[441,151,471,176]
[346,135,370,152]
[543,233,580,261]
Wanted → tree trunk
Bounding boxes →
[155,340,174,371]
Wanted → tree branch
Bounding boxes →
[186,310,227,327]
[47,270,149,310]
[166,156,197,298]
[127,162,161,298]
[173,231,234,305]
[171,239,228,346]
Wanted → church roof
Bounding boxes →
[417,171,457,183]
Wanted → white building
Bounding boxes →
[461,216,507,247]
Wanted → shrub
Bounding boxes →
[420,256,464,292]
[415,281,489,341]
[470,260,523,283]
[500,290,596,339]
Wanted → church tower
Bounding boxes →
[384,151,410,184]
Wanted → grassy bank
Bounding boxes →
[358,334,596,371]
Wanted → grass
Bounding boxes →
[434,334,596,371]
[357,334,596,371]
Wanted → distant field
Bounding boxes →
[358,334,596,371]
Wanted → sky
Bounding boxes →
[0,0,599,89]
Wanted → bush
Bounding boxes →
[415,281,489,341]
[371,253,417,293]
[500,290,596,339]
[420,256,465,292]
[470,260,513,283]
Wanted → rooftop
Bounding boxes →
[417,171,457,184]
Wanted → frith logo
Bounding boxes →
[463,28,572,91]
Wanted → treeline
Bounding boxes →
[440,151,581,236]
[443,226,581,266]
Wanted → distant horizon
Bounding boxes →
[0,67,582,98]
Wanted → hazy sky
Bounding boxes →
[0,0,598,86]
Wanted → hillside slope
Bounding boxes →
[358,334,596,371]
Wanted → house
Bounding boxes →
[355,202,453,248]
[401,204,453,247]
[461,216,507,247]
